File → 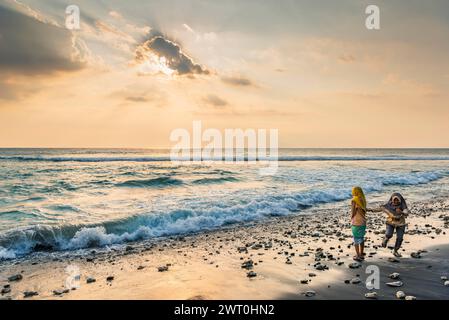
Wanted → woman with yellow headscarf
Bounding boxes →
[351,186,367,261]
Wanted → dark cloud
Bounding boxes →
[136,33,209,75]
[0,5,85,75]
[221,76,253,87]
[125,96,149,103]
[203,94,228,107]
[109,87,167,107]
[338,54,356,63]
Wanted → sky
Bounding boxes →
[0,0,448,148]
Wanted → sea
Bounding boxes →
[1,148,448,259]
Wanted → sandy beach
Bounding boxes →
[1,197,449,300]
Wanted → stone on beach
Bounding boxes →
[405,295,417,300]
[158,266,169,272]
[86,277,96,284]
[1,287,11,295]
[348,262,361,269]
[444,280,449,287]
[314,262,328,271]
[364,292,378,299]
[106,276,114,281]
[396,291,406,299]
[389,272,400,279]
[53,289,69,296]
[387,281,403,287]
[241,260,253,270]
[304,290,316,297]
[350,277,361,284]
[247,271,257,278]
[8,274,22,282]
[23,291,38,298]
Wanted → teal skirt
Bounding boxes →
[352,225,366,244]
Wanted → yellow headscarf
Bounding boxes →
[352,186,367,211]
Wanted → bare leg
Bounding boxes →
[354,244,360,258]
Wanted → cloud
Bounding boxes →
[135,32,209,76]
[109,11,123,19]
[0,5,85,75]
[108,87,167,107]
[221,76,253,87]
[203,94,228,107]
[338,54,356,63]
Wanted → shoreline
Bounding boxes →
[1,198,449,300]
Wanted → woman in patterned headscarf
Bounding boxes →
[381,193,409,257]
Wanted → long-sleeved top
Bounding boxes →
[384,207,409,227]
[351,201,366,226]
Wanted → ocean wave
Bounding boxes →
[0,169,447,260]
[0,185,370,259]
[192,177,239,184]
[381,171,443,186]
[1,155,449,162]
[115,177,184,188]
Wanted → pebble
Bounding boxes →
[23,291,38,298]
[350,277,362,284]
[365,292,378,299]
[158,266,169,272]
[247,271,257,278]
[1,287,11,295]
[314,262,328,271]
[348,262,361,269]
[388,257,400,263]
[300,279,309,284]
[106,276,114,281]
[241,260,254,270]
[396,291,406,299]
[8,274,23,282]
[405,296,417,300]
[86,277,96,284]
[441,276,448,281]
[53,289,69,296]
[389,272,400,279]
[444,280,449,287]
[304,290,316,297]
[387,281,403,287]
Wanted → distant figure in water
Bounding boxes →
[381,193,409,257]
[351,187,367,262]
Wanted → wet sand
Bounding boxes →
[1,198,449,300]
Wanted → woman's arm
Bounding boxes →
[382,207,397,219]
[351,201,356,218]
[367,206,383,213]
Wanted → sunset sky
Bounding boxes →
[0,0,448,148]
